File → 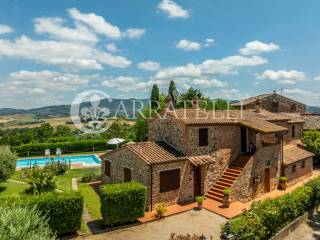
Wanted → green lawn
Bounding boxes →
[0,181,28,197]
[78,182,102,220]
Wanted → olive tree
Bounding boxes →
[0,146,17,181]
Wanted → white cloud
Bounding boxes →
[34,17,98,44]
[282,88,320,106]
[68,8,122,39]
[0,35,131,70]
[157,0,190,19]
[207,88,250,100]
[191,78,227,88]
[101,76,153,92]
[124,28,145,39]
[176,38,214,51]
[240,40,280,55]
[257,69,306,84]
[8,70,94,90]
[176,39,201,51]
[106,43,118,53]
[314,75,320,81]
[0,24,14,34]
[137,61,161,71]
[153,55,267,81]
[283,88,311,95]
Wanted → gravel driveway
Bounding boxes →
[78,209,227,240]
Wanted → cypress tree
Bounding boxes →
[150,84,160,109]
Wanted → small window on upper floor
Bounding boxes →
[292,126,296,138]
[292,164,296,173]
[291,104,297,112]
[199,128,208,146]
[301,160,305,168]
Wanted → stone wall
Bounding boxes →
[275,121,303,143]
[148,114,185,154]
[231,144,282,202]
[101,148,152,209]
[244,94,305,113]
[151,160,194,207]
[284,157,313,186]
[185,125,241,193]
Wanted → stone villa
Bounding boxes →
[101,94,314,210]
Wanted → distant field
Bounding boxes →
[0,114,135,130]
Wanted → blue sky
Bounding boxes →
[0,0,320,108]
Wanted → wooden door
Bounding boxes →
[264,168,271,192]
[240,126,247,153]
[194,166,202,196]
[124,167,131,183]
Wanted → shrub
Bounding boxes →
[13,139,113,157]
[223,188,232,197]
[155,202,167,218]
[279,176,288,181]
[0,145,17,181]
[0,206,56,240]
[195,196,205,204]
[80,170,101,182]
[26,167,56,194]
[0,191,83,235]
[222,183,314,239]
[99,181,147,226]
[44,161,69,176]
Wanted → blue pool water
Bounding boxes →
[16,155,101,168]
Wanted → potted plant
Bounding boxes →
[195,196,205,210]
[279,176,288,190]
[223,188,232,208]
[155,202,167,218]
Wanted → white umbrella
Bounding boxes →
[107,138,125,145]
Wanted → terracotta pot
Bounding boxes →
[197,202,203,210]
[223,195,231,208]
[279,180,287,190]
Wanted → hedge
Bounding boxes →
[13,139,115,157]
[99,181,147,226]
[0,191,83,235]
[222,177,320,240]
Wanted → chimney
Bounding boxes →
[255,99,261,113]
[192,96,200,109]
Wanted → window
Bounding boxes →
[160,169,180,192]
[124,167,131,182]
[292,164,296,173]
[104,160,111,177]
[291,126,296,138]
[301,160,305,168]
[199,128,208,146]
[291,104,296,112]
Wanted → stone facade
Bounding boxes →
[148,114,185,153]
[284,157,313,186]
[243,93,306,113]
[151,160,194,207]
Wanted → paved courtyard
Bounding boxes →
[78,209,227,240]
[283,214,320,240]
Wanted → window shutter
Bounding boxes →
[104,160,111,177]
[160,169,180,192]
[199,128,208,146]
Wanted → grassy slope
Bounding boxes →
[0,181,28,197]
[78,183,102,220]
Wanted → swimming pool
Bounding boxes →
[16,155,102,168]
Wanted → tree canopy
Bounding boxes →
[0,146,17,181]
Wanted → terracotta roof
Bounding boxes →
[164,109,288,133]
[231,93,305,107]
[240,119,288,134]
[283,145,314,166]
[231,93,271,107]
[188,155,215,166]
[125,141,186,165]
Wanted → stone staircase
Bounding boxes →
[205,154,251,202]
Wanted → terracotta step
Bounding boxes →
[229,166,244,171]
[226,168,242,174]
[219,177,234,184]
[208,188,224,195]
[221,174,237,181]
[223,171,239,177]
[206,194,223,202]
[214,184,228,190]
[216,181,232,188]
